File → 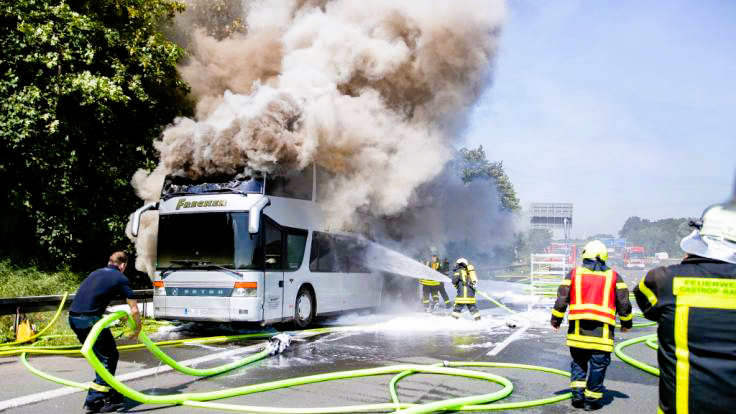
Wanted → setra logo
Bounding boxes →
[176,198,227,210]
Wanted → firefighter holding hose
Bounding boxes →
[451,258,481,321]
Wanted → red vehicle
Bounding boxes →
[544,242,577,266]
[623,246,646,269]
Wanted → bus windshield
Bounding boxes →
[157,212,262,270]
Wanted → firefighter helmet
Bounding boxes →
[680,203,736,264]
[581,240,608,262]
[456,258,468,267]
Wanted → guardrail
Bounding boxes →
[0,290,153,316]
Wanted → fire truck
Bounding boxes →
[623,246,646,269]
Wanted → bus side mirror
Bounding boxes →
[131,202,159,237]
[249,196,271,234]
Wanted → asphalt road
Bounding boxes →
[0,268,660,414]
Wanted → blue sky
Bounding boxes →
[465,0,736,238]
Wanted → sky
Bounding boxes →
[465,0,736,239]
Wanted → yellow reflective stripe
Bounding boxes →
[675,303,690,414]
[566,339,613,352]
[584,389,603,399]
[668,278,736,414]
[570,381,586,388]
[560,280,571,286]
[603,323,610,341]
[567,333,614,346]
[570,304,615,315]
[568,313,615,325]
[574,269,582,304]
[619,313,633,321]
[616,282,628,289]
[638,276,658,307]
[89,383,110,392]
[420,280,440,286]
[601,269,614,309]
[657,406,665,414]
[551,309,566,318]
[454,298,477,304]
[574,319,580,336]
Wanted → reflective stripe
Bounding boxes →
[551,309,566,318]
[560,280,571,286]
[89,383,110,392]
[584,389,603,399]
[420,280,440,286]
[619,313,633,321]
[567,333,613,346]
[658,406,665,414]
[675,303,689,414]
[669,277,736,414]
[568,312,616,325]
[566,339,613,352]
[616,282,628,289]
[601,270,615,310]
[455,298,477,304]
[570,381,586,388]
[638,276,658,307]
[570,304,615,315]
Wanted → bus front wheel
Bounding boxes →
[294,286,315,328]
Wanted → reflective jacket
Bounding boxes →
[552,260,633,352]
[420,260,441,286]
[634,255,736,414]
[453,265,478,304]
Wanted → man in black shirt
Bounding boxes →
[69,251,141,413]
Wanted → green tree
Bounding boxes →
[0,0,191,270]
[618,216,693,256]
[459,145,521,211]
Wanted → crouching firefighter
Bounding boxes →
[551,240,633,411]
[451,258,481,321]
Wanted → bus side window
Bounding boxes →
[286,228,308,270]
[309,231,336,272]
[264,220,283,270]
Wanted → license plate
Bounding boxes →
[186,308,208,315]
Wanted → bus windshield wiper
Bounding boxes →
[168,260,241,278]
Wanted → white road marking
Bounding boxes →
[0,340,269,410]
[486,322,530,356]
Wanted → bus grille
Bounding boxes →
[165,287,233,297]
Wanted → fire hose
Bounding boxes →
[7,292,660,412]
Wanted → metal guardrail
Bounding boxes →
[0,290,153,315]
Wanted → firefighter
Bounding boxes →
[428,255,451,309]
[633,203,736,414]
[419,254,442,312]
[451,258,481,320]
[551,240,633,411]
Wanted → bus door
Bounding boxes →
[263,219,284,321]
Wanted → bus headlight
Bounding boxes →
[153,280,166,296]
[232,282,257,297]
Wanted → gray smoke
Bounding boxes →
[129,0,507,275]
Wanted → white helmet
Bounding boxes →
[456,258,468,267]
[680,203,736,264]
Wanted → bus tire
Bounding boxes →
[294,286,315,328]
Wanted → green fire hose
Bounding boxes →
[17,310,576,413]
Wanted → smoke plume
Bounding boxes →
[130,0,506,275]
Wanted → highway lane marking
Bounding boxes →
[486,322,530,356]
[0,339,274,410]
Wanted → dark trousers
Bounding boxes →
[69,314,121,406]
[436,284,451,305]
[452,302,480,319]
[570,347,610,402]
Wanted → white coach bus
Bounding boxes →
[130,165,388,327]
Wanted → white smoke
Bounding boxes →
[129,0,507,274]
